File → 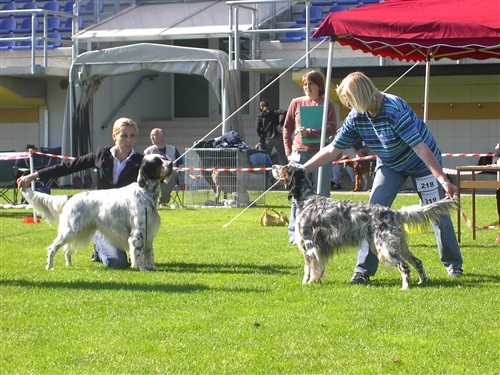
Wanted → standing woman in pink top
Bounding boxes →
[282,70,337,244]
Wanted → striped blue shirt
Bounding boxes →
[332,93,441,177]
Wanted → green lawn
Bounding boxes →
[1,190,498,374]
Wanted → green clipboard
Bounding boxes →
[300,105,323,144]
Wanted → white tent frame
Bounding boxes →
[64,43,240,157]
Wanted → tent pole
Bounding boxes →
[423,55,431,123]
[316,39,334,195]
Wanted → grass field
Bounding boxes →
[1,190,499,374]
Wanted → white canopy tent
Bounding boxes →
[63,43,241,158]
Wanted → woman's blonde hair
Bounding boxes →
[302,70,326,97]
[112,117,138,136]
[336,72,378,113]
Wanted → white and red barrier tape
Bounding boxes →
[0,151,495,173]
[461,212,500,230]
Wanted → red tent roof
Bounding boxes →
[313,0,500,61]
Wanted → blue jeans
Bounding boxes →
[354,164,462,275]
[288,151,332,242]
[93,231,129,268]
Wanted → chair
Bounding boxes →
[0,17,15,33]
[63,0,74,14]
[279,24,306,43]
[328,5,349,13]
[0,3,17,18]
[336,0,359,4]
[59,16,82,32]
[312,1,334,5]
[35,31,61,48]
[13,17,38,33]
[80,0,103,15]
[11,36,37,49]
[0,35,14,49]
[0,157,18,204]
[21,2,39,11]
[296,6,323,24]
[170,180,185,207]
[38,15,60,32]
[43,1,60,12]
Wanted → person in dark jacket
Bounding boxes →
[256,99,287,164]
[17,117,143,268]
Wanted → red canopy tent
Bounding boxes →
[313,0,500,62]
[309,0,499,192]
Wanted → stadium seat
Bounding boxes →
[11,36,38,49]
[0,17,16,33]
[361,0,380,3]
[296,6,323,24]
[0,3,17,18]
[0,36,15,49]
[21,2,39,11]
[59,16,83,32]
[36,31,61,49]
[312,1,334,5]
[38,15,60,31]
[336,0,359,4]
[43,1,60,12]
[279,23,306,43]
[13,17,38,33]
[328,5,349,13]
[63,0,74,14]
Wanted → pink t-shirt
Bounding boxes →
[282,96,337,156]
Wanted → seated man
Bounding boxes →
[144,128,183,206]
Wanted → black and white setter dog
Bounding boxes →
[21,154,172,271]
[272,164,459,289]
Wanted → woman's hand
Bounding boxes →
[17,173,38,191]
[440,180,458,199]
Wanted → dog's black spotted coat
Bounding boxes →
[272,164,459,289]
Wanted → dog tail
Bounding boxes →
[21,188,70,225]
[397,198,459,232]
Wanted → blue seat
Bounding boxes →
[0,17,16,33]
[0,36,14,49]
[21,2,39,10]
[336,0,359,4]
[311,1,334,5]
[13,17,38,33]
[296,6,323,24]
[60,16,82,32]
[43,1,60,12]
[279,24,306,43]
[80,0,103,15]
[361,0,380,3]
[11,36,38,49]
[63,0,74,14]
[36,31,61,49]
[328,5,349,13]
[38,15,60,31]
[0,3,17,18]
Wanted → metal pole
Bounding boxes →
[423,55,431,123]
[316,39,334,194]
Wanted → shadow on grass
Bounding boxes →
[0,278,266,294]
[0,210,33,219]
[158,261,297,276]
[352,272,500,289]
